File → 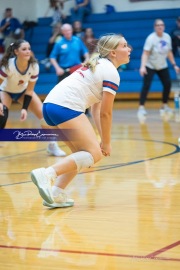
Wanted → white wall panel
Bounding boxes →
[0,0,180,22]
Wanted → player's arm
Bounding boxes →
[22,62,39,112]
[99,64,119,156]
[139,50,150,76]
[167,50,179,73]
[100,91,115,156]
[0,78,4,115]
[91,102,102,137]
[20,80,37,121]
[25,80,36,95]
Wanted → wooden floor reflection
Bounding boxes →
[0,101,180,270]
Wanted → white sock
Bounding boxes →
[49,141,57,146]
[52,186,64,197]
[45,167,57,179]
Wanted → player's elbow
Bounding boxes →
[100,111,112,119]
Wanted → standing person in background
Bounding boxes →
[137,19,179,119]
[0,8,24,51]
[0,39,66,157]
[82,27,97,117]
[73,20,85,39]
[171,16,180,57]
[30,33,131,208]
[82,27,98,56]
[73,25,97,117]
[50,23,89,82]
[40,22,62,70]
[70,0,92,23]
[44,0,66,27]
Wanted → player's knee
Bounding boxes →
[71,151,95,172]
[0,105,9,129]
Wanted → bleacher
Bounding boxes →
[27,8,180,99]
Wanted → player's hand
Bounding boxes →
[20,109,27,121]
[140,66,147,77]
[100,142,111,157]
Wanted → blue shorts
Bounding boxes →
[43,103,83,126]
[0,90,26,101]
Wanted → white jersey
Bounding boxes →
[0,58,39,93]
[144,32,172,70]
[44,58,120,112]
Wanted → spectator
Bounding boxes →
[0,39,66,157]
[70,0,92,23]
[44,0,66,26]
[82,27,97,55]
[82,27,97,116]
[171,16,180,56]
[137,19,179,119]
[40,22,62,70]
[0,8,24,51]
[73,20,85,39]
[0,34,4,61]
[50,23,89,82]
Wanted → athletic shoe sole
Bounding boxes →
[31,169,54,204]
[43,200,74,208]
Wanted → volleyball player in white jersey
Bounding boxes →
[31,34,131,208]
[137,19,179,119]
[0,39,66,156]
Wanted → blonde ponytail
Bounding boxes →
[83,52,100,72]
[83,34,124,72]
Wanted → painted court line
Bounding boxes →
[0,245,180,262]
[146,240,180,258]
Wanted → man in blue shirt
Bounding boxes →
[70,0,92,23]
[50,23,89,82]
[0,8,24,51]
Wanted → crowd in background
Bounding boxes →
[0,1,179,64]
[0,1,93,60]
[0,1,180,123]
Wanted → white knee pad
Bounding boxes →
[71,151,94,172]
